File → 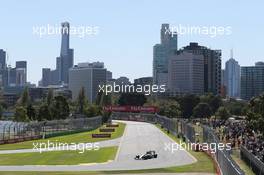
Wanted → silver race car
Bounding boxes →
[135,150,158,160]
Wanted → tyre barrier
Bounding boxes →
[92,133,111,138]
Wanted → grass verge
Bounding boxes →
[0,122,126,150]
[0,146,117,165]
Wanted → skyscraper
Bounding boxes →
[7,66,16,86]
[224,52,240,98]
[0,49,8,87]
[16,68,26,86]
[69,62,106,103]
[60,22,70,57]
[42,68,51,87]
[153,24,177,88]
[57,22,74,84]
[106,70,113,80]
[168,51,204,95]
[16,61,27,84]
[241,62,264,100]
[0,49,6,69]
[178,43,222,95]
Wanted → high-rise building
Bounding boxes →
[178,43,221,95]
[106,71,113,80]
[0,49,6,69]
[224,53,240,98]
[0,51,28,88]
[69,62,106,103]
[0,49,8,87]
[40,68,60,87]
[153,24,177,88]
[16,61,27,69]
[42,68,51,87]
[57,22,74,84]
[50,69,59,85]
[168,51,204,95]
[241,62,264,100]
[15,61,27,84]
[7,66,16,86]
[60,22,70,57]
[0,69,8,87]
[39,22,75,87]
[16,68,26,86]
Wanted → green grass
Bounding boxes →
[0,146,117,165]
[0,122,126,150]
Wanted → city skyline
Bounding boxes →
[0,0,263,84]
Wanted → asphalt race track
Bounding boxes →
[0,120,196,171]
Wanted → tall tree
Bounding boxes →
[193,103,212,119]
[215,106,231,120]
[50,96,70,120]
[14,106,28,122]
[47,89,54,106]
[100,93,112,106]
[18,87,30,106]
[27,104,36,121]
[0,89,5,109]
[200,94,222,113]
[159,100,181,118]
[178,94,200,118]
[0,105,3,120]
[38,103,51,121]
[85,104,100,118]
[246,94,264,134]
[77,87,87,114]
[224,98,248,115]
[95,90,103,106]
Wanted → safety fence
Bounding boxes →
[203,125,245,175]
[0,116,102,144]
[241,145,264,175]
[179,120,196,143]
[111,112,245,175]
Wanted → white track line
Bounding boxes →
[114,122,127,161]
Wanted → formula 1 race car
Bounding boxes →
[135,150,158,160]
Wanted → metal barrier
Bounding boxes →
[0,116,102,144]
[203,125,245,175]
[241,145,264,175]
[179,120,195,143]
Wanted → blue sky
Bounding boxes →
[0,0,263,84]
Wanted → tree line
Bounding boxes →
[10,86,113,122]
[145,93,248,120]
